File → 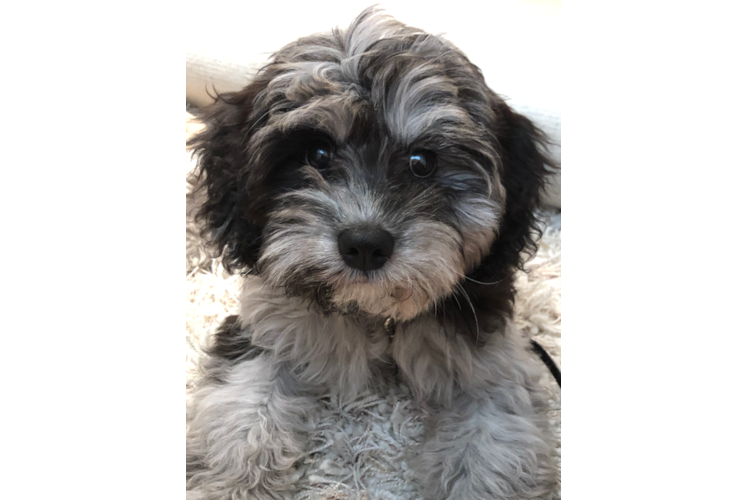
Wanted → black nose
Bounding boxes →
[337,227,395,272]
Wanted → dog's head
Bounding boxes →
[190,9,555,341]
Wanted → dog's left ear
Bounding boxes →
[489,93,558,272]
[440,93,558,343]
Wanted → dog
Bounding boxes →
[187,8,559,500]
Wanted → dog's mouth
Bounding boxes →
[338,267,389,283]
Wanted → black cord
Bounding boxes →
[530,340,561,387]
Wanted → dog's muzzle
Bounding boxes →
[337,226,395,272]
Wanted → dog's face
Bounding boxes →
[192,10,553,330]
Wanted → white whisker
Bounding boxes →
[462,274,511,286]
[455,282,479,344]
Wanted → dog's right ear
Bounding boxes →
[188,80,269,273]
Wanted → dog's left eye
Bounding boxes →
[409,151,436,178]
[306,146,334,170]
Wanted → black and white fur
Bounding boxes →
[187,8,559,500]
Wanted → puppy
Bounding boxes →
[187,8,559,500]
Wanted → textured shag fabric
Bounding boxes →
[185,113,561,499]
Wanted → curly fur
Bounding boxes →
[187,8,558,500]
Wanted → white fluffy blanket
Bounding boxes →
[186,114,561,499]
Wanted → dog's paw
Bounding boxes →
[188,415,306,499]
[412,409,557,500]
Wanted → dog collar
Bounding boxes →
[384,317,396,343]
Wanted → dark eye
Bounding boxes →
[409,151,436,178]
[306,145,334,170]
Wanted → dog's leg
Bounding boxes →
[413,390,557,500]
[396,321,558,500]
[186,353,314,500]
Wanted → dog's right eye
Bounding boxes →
[305,146,334,170]
[409,151,436,178]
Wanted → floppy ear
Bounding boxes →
[188,81,268,273]
[438,94,558,344]
[490,94,558,273]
